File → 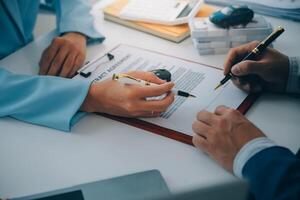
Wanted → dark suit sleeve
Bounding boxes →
[242,146,300,200]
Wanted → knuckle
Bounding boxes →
[218,117,228,127]
[228,48,236,56]
[74,59,83,68]
[52,37,62,44]
[192,136,200,146]
[192,122,199,132]
[192,135,204,148]
[228,108,239,116]
[64,42,72,49]
[197,111,205,120]
[216,105,224,112]
[124,102,135,113]
[69,42,78,50]
[216,105,223,110]
[78,52,85,60]
[192,120,197,127]
[126,88,138,99]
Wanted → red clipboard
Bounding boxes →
[96,44,259,146]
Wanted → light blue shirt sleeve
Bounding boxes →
[0,68,92,132]
[54,0,105,43]
[233,137,277,178]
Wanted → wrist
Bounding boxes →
[80,83,99,113]
[62,32,87,42]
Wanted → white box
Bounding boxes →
[189,15,273,40]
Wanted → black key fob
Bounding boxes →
[151,69,172,82]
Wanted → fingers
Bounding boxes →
[46,45,70,76]
[196,110,218,126]
[231,76,263,93]
[137,82,175,98]
[192,135,210,153]
[214,105,230,115]
[68,53,85,77]
[39,41,60,75]
[139,92,175,112]
[223,41,260,75]
[126,71,166,84]
[144,72,166,84]
[192,120,211,139]
[58,51,78,77]
[231,60,264,76]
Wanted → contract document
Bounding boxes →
[74,44,251,140]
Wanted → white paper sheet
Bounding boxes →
[74,44,248,136]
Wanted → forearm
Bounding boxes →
[0,68,92,131]
[286,57,300,94]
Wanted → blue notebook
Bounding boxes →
[12,170,170,200]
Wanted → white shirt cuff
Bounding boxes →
[233,137,277,178]
[286,57,300,94]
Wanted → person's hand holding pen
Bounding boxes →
[223,41,290,93]
[80,71,175,118]
[192,40,291,173]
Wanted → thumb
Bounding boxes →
[231,60,262,76]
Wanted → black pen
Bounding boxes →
[214,26,285,90]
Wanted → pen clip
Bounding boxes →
[112,73,151,86]
[78,53,115,78]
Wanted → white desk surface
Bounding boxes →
[1,2,300,198]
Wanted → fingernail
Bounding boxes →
[231,65,240,75]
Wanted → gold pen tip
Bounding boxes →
[214,83,222,90]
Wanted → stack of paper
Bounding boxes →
[204,0,300,21]
[189,15,273,55]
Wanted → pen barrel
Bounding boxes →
[220,74,232,84]
[263,26,285,47]
[249,26,285,58]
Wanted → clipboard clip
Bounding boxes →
[78,53,115,78]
